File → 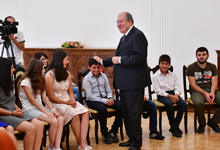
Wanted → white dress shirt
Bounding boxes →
[152,70,181,97]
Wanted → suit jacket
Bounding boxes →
[103,26,151,90]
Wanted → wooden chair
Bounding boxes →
[183,65,219,133]
[60,121,71,150]
[78,69,123,144]
[148,65,188,134]
[14,67,25,79]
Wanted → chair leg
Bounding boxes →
[208,110,211,121]
[194,113,197,133]
[87,124,90,145]
[95,118,99,144]
[120,121,124,140]
[159,111,162,135]
[66,124,70,150]
[184,108,188,133]
[42,129,47,147]
[60,126,65,149]
[40,145,43,150]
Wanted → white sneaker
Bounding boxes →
[86,145,93,150]
[53,148,62,150]
[78,145,91,150]
[48,146,54,150]
[78,146,83,150]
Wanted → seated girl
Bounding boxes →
[33,52,49,73]
[19,58,64,150]
[0,57,44,150]
[34,52,82,104]
[45,48,92,150]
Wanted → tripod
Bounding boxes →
[1,38,24,79]
[1,38,16,67]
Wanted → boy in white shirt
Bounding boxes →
[152,54,186,137]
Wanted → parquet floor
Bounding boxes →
[17,112,220,150]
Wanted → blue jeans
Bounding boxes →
[87,100,122,135]
[15,63,24,69]
[72,86,85,105]
[147,99,158,132]
[158,91,186,127]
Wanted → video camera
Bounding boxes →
[0,20,18,40]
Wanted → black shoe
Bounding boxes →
[150,130,165,140]
[128,146,140,150]
[109,131,119,143]
[169,126,183,134]
[102,133,112,144]
[198,124,206,133]
[119,140,130,147]
[177,127,183,134]
[208,119,220,133]
[170,127,182,137]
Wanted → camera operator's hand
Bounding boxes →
[8,34,25,51]
[8,34,15,40]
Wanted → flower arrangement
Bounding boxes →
[61,41,85,48]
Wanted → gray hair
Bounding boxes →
[123,12,134,23]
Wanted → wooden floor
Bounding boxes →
[17,112,220,150]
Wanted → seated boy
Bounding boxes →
[83,58,122,144]
[143,95,165,140]
[152,54,186,137]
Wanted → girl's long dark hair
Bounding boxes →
[47,48,69,82]
[19,58,45,97]
[0,58,13,97]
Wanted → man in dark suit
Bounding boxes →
[94,11,149,150]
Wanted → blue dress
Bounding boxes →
[0,122,9,127]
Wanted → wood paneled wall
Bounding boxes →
[24,48,116,88]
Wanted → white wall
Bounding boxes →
[1,0,220,95]
[147,0,220,96]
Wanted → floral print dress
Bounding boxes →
[47,70,88,125]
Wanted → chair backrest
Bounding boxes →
[148,65,173,100]
[183,65,189,100]
[78,69,91,105]
[14,74,23,108]
[14,67,25,79]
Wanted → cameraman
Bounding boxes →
[0,16,25,68]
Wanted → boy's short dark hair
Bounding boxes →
[196,47,209,55]
[159,54,171,64]
[89,58,101,67]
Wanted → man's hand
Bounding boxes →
[112,56,120,64]
[167,94,178,104]
[205,92,215,103]
[106,99,114,106]
[8,34,15,40]
[174,94,179,101]
[144,95,148,101]
[209,92,215,103]
[93,56,102,64]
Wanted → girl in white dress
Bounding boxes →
[19,58,64,150]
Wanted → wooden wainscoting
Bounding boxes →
[24,48,115,87]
